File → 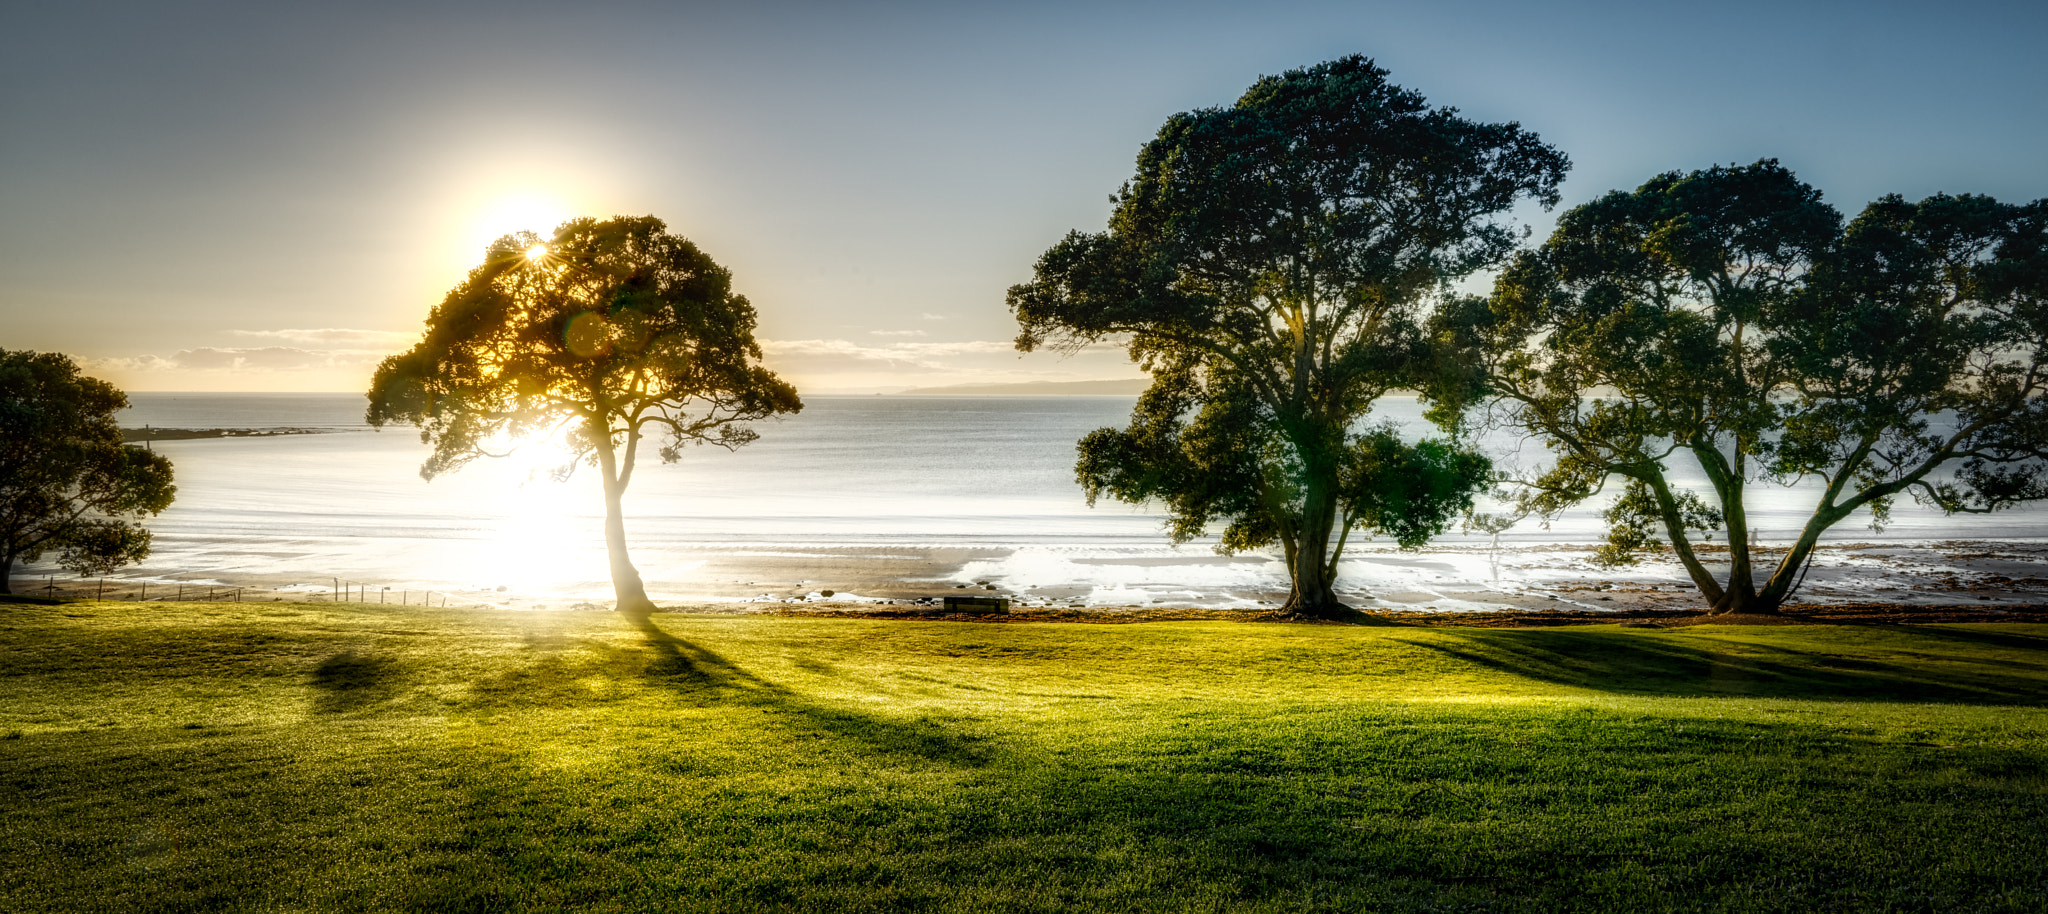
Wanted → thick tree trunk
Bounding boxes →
[0,554,12,595]
[592,430,657,618]
[1687,442,1770,616]
[1278,470,1350,619]
[1710,523,1763,614]
[1707,584,1773,614]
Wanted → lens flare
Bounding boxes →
[565,312,612,358]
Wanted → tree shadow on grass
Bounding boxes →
[29,698,2043,913]
[1407,629,2048,704]
[387,614,992,910]
[309,651,405,713]
[1878,624,2048,659]
[620,612,989,767]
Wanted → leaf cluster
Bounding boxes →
[1013,57,1563,565]
[0,350,174,578]
[366,216,800,482]
[1445,159,2048,572]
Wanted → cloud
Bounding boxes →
[81,344,398,391]
[756,337,1139,393]
[228,328,417,347]
[90,347,389,372]
[919,312,947,321]
[79,335,1138,394]
[867,329,928,338]
[760,338,1017,368]
[84,328,417,385]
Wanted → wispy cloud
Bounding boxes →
[756,338,1137,393]
[867,329,928,338]
[919,312,947,321]
[227,328,416,347]
[80,328,416,389]
[760,338,1017,368]
[88,347,389,373]
[79,335,1136,394]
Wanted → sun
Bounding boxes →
[467,191,574,256]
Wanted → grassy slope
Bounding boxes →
[2,604,2045,913]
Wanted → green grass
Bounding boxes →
[3,603,2046,912]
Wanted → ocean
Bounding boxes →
[37,392,2047,608]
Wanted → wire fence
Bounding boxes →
[5,572,519,609]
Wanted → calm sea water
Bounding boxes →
[76,393,2048,603]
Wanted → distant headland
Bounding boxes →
[122,427,333,442]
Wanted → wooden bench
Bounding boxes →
[943,595,1009,614]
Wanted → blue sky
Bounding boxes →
[4,0,2044,391]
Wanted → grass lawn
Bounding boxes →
[2,602,2046,912]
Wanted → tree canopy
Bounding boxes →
[1451,160,2048,613]
[0,350,175,594]
[366,216,800,615]
[1009,56,1567,616]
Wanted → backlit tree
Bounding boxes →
[367,216,800,615]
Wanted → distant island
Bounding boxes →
[122,427,333,442]
[899,379,1148,396]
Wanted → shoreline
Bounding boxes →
[20,537,2048,612]
[7,588,2044,629]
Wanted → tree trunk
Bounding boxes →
[1278,469,1349,619]
[0,553,12,595]
[1642,470,1726,605]
[1706,513,1766,615]
[592,428,657,617]
[1693,443,1766,615]
[1753,504,1855,612]
[1709,522,1764,614]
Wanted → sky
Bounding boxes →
[4,0,2045,394]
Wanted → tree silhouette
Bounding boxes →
[1010,56,1565,617]
[367,216,800,615]
[0,350,175,594]
[1451,161,2048,614]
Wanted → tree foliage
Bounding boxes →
[1010,56,1566,615]
[1448,160,2048,613]
[0,350,175,593]
[366,216,799,614]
